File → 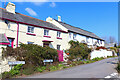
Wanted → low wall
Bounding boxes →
[90,49,116,59]
[0,46,16,74]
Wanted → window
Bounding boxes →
[28,26,34,33]
[43,42,49,47]
[73,34,76,39]
[86,37,89,43]
[57,45,61,50]
[44,29,49,36]
[27,41,34,44]
[7,38,14,48]
[100,40,102,44]
[57,31,61,37]
[5,20,10,29]
[69,33,71,38]
[97,40,100,44]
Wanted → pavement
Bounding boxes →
[24,57,119,78]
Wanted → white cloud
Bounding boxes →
[49,2,56,7]
[25,8,37,16]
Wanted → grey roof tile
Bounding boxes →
[0,34,9,43]
[55,20,104,40]
[0,8,62,31]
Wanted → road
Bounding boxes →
[25,57,118,78]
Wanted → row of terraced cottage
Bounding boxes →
[0,2,105,55]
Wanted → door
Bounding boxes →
[57,50,63,62]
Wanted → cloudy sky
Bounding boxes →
[1,1,118,42]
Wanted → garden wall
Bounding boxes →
[0,46,16,74]
[90,49,117,59]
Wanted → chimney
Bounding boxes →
[58,16,61,21]
[46,17,53,22]
[6,2,16,14]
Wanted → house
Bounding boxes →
[0,2,105,52]
[0,2,69,51]
[46,17,105,48]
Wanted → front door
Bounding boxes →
[7,38,14,48]
[57,50,63,62]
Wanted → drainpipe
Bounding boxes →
[16,22,19,48]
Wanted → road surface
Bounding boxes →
[25,57,118,78]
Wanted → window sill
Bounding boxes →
[57,37,62,39]
[26,33,36,36]
[44,35,51,38]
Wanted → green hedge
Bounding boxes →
[2,44,58,66]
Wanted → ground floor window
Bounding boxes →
[57,45,61,50]
[27,41,34,44]
[7,38,14,48]
[43,42,49,47]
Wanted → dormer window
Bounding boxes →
[28,26,34,33]
[57,31,61,37]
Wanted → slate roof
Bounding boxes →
[55,20,104,40]
[0,34,9,43]
[0,8,62,31]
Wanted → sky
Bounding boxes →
[1,2,118,43]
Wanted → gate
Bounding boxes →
[57,50,63,62]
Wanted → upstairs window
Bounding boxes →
[44,29,49,36]
[100,40,102,44]
[28,26,34,33]
[5,20,10,29]
[73,34,76,39]
[69,33,72,39]
[57,31,61,37]
[86,37,89,43]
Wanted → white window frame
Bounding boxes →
[57,31,61,37]
[69,32,72,39]
[73,33,76,40]
[28,26,34,33]
[44,29,49,36]
[86,37,89,43]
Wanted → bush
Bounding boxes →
[2,44,58,66]
[20,64,36,75]
[116,63,120,73]
[49,66,57,71]
[67,40,91,60]
[2,72,12,79]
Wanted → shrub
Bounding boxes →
[67,40,91,60]
[49,66,57,71]
[2,72,12,79]
[116,63,120,73]
[22,64,36,75]
[2,44,58,66]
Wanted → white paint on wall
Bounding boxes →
[90,49,115,59]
